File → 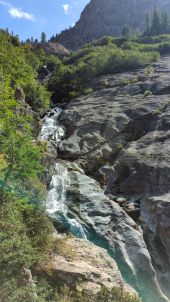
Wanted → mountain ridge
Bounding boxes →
[55,0,170,50]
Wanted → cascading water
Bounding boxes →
[40,108,64,142]
[46,162,68,216]
[40,108,86,239]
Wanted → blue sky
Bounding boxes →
[0,0,90,40]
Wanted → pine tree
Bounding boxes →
[160,10,169,34]
[41,31,46,44]
[144,9,170,36]
[51,35,55,42]
[122,25,130,37]
[150,8,161,35]
[144,13,150,34]
[26,38,31,44]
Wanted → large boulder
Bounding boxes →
[35,42,70,58]
[36,236,137,297]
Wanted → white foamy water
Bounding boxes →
[40,108,86,239]
[46,162,68,215]
[40,108,65,142]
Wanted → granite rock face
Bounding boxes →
[57,56,170,301]
[56,0,170,49]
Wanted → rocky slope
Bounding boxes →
[35,42,70,58]
[55,0,170,49]
[54,56,170,301]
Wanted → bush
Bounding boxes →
[47,285,142,302]
[144,90,152,97]
[0,192,54,302]
[138,34,170,44]
[49,42,159,103]
[24,82,51,115]
[0,194,35,279]
[46,55,62,72]
[0,30,50,114]
[158,42,170,54]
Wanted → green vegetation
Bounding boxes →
[34,285,141,302]
[0,29,54,301]
[41,31,47,44]
[144,90,153,97]
[48,38,159,102]
[120,78,130,86]
[0,191,55,301]
[0,29,51,114]
[0,31,48,197]
[144,8,170,36]
[123,32,170,56]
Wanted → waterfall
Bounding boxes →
[46,162,68,216]
[40,108,65,142]
[40,108,86,239]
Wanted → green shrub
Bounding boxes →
[49,42,159,103]
[131,76,140,84]
[158,42,170,54]
[84,87,94,95]
[120,78,130,86]
[0,192,54,302]
[49,285,142,302]
[0,194,35,279]
[103,79,110,87]
[97,287,141,302]
[0,29,50,113]
[144,90,153,97]
[24,82,51,115]
[46,55,62,72]
[138,34,170,44]
[145,66,154,76]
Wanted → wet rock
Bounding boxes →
[141,196,170,298]
[66,170,168,302]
